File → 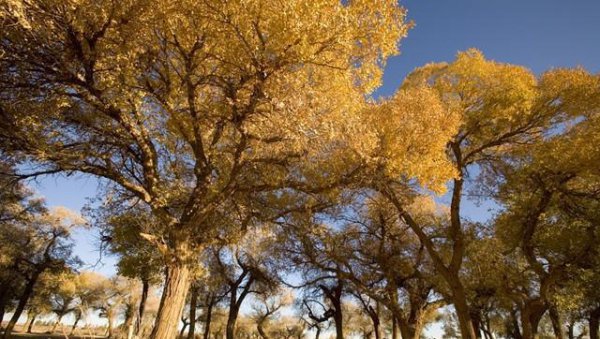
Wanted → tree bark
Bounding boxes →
[188,285,198,339]
[136,277,150,336]
[0,287,8,329]
[2,274,37,339]
[150,261,192,339]
[391,316,398,339]
[203,298,214,339]
[589,307,600,339]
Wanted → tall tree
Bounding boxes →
[373,50,600,339]
[0,2,409,337]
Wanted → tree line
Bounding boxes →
[1,0,599,338]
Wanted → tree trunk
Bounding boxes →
[549,306,564,339]
[333,304,344,339]
[51,314,64,333]
[589,307,600,339]
[188,285,198,339]
[179,322,189,338]
[397,316,416,339]
[203,298,214,339]
[70,313,81,335]
[0,287,8,329]
[521,300,547,339]
[2,275,37,339]
[450,279,478,339]
[136,278,150,336]
[26,312,37,333]
[257,318,269,339]
[391,316,398,339]
[226,304,240,339]
[150,262,192,339]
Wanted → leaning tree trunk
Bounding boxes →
[2,274,38,339]
[27,312,38,333]
[51,314,64,333]
[150,261,192,339]
[70,313,82,335]
[188,285,198,339]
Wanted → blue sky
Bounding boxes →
[28,0,600,332]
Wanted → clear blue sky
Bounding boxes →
[31,0,600,283]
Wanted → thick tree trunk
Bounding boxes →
[136,278,150,336]
[188,285,198,339]
[397,317,415,339]
[26,312,37,333]
[451,281,478,339]
[549,306,564,339]
[150,262,192,339]
[2,275,37,339]
[203,299,214,339]
[589,307,600,339]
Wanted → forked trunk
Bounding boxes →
[150,261,192,339]
[521,300,547,339]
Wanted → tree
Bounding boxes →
[372,50,600,339]
[1,207,82,338]
[0,2,409,337]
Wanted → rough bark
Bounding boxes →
[188,285,198,339]
[150,261,192,339]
